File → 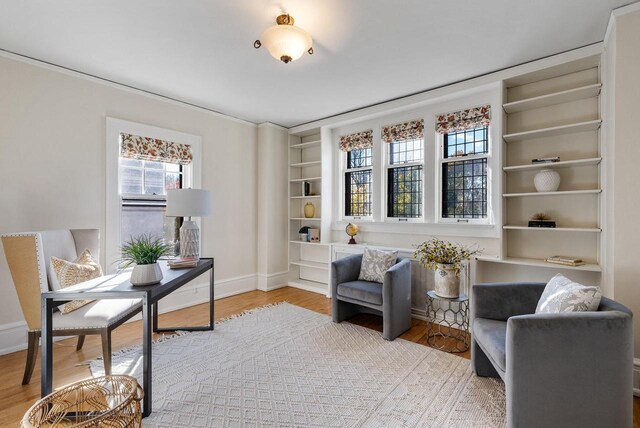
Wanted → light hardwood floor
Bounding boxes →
[0,286,637,426]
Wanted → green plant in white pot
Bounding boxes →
[119,234,172,286]
[414,238,481,298]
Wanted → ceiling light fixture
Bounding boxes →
[254,14,313,64]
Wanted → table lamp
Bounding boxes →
[165,189,212,259]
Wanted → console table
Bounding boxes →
[41,258,214,417]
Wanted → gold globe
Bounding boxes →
[345,223,359,244]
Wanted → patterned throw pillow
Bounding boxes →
[358,248,398,283]
[535,273,602,314]
[50,249,103,314]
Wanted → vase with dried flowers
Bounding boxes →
[413,238,481,298]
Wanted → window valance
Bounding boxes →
[382,119,424,143]
[436,105,491,134]
[339,130,374,152]
[120,133,193,165]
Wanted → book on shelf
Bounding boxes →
[545,256,585,266]
[532,157,560,164]
[168,257,198,269]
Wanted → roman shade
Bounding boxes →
[339,130,373,152]
[120,133,193,165]
[382,119,424,143]
[436,105,491,134]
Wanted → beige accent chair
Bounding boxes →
[1,229,141,384]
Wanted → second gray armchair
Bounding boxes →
[471,282,633,428]
[331,253,412,341]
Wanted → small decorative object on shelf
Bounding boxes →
[545,255,585,267]
[309,228,320,242]
[119,234,171,286]
[528,212,556,228]
[414,238,481,298]
[345,223,359,244]
[532,156,560,164]
[534,169,561,192]
[298,226,310,242]
[304,202,315,218]
[303,181,311,196]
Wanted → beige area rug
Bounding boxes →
[91,303,505,427]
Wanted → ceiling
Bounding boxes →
[0,1,629,128]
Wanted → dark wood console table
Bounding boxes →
[41,258,214,417]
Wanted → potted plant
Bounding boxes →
[413,238,481,298]
[298,226,310,242]
[119,234,172,286]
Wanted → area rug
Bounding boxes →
[91,302,505,427]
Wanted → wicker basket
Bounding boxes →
[22,375,143,428]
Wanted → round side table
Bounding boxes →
[425,290,470,353]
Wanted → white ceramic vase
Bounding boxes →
[534,169,561,192]
[434,264,460,298]
[299,233,308,242]
[131,263,163,286]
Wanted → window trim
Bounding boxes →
[436,127,492,225]
[341,148,374,221]
[106,117,202,273]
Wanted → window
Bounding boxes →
[384,119,424,219]
[106,118,201,273]
[344,148,373,217]
[119,158,184,254]
[441,126,489,219]
[340,129,373,218]
[117,131,194,254]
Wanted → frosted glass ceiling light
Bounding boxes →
[254,14,313,64]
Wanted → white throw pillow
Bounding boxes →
[358,248,398,283]
[535,273,602,314]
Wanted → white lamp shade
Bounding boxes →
[166,189,212,217]
[260,24,312,62]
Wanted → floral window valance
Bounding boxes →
[120,133,193,165]
[339,130,373,152]
[382,119,424,143]
[436,105,491,134]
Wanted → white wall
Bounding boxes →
[0,54,259,354]
[256,124,289,291]
[604,6,640,357]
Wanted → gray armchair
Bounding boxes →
[331,254,411,341]
[471,282,633,428]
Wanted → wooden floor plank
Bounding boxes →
[0,286,635,426]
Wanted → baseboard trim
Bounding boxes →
[287,281,329,296]
[257,271,289,292]
[0,273,258,356]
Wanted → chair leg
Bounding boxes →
[22,331,40,385]
[101,330,112,376]
[76,335,86,351]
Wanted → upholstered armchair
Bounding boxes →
[1,229,142,384]
[331,253,411,341]
[471,282,633,428]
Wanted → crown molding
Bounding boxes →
[605,1,640,44]
[0,48,258,128]
[257,122,289,131]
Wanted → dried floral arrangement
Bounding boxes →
[413,238,482,276]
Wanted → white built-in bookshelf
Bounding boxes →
[479,59,603,274]
[288,129,330,296]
